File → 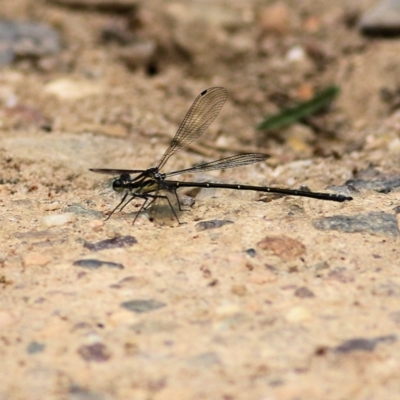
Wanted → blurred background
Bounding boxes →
[2,0,400,171]
[4,3,400,400]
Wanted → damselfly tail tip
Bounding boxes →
[340,195,353,202]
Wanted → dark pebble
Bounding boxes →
[294,286,315,298]
[312,261,330,271]
[334,335,397,353]
[77,343,111,362]
[327,268,355,283]
[245,248,257,257]
[195,219,234,231]
[101,23,134,45]
[84,235,137,251]
[121,299,166,313]
[69,385,104,400]
[14,229,65,240]
[313,211,399,237]
[326,184,359,196]
[360,1,400,36]
[269,379,285,387]
[180,195,196,208]
[0,19,60,66]
[393,205,400,214]
[26,341,45,354]
[346,167,400,193]
[64,203,103,218]
[73,259,124,270]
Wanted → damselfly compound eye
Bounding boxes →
[113,179,124,192]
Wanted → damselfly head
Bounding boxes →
[112,173,133,192]
[112,178,125,192]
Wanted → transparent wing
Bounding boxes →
[165,153,269,177]
[157,87,228,171]
[147,189,180,226]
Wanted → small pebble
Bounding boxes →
[26,341,45,354]
[0,19,60,66]
[84,235,137,251]
[41,201,61,211]
[231,284,248,297]
[68,386,103,399]
[88,219,104,229]
[346,166,400,192]
[44,78,104,100]
[77,342,111,362]
[327,268,355,283]
[294,286,315,298]
[23,252,51,267]
[313,211,399,237]
[334,335,397,353]
[101,21,134,44]
[312,261,330,271]
[42,213,75,227]
[360,0,400,35]
[285,306,312,323]
[64,203,102,218]
[121,299,166,313]
[245,248,256,257]
[73,259,124,270]
[286,45,306,62]
[195,219,234,231]
[257,235,306,260]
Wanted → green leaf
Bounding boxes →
[257,86,340,131]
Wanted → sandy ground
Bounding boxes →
[2,0,400,399]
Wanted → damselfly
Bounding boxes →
[90,87,352,224]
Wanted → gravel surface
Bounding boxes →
[2,1,400,399]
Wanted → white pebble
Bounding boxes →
[286,306,313,323]
[42,201,61,211]
[286,45,306,62]
[42,213,75,227]
[44,78,103,100]
[389,138,400,153]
